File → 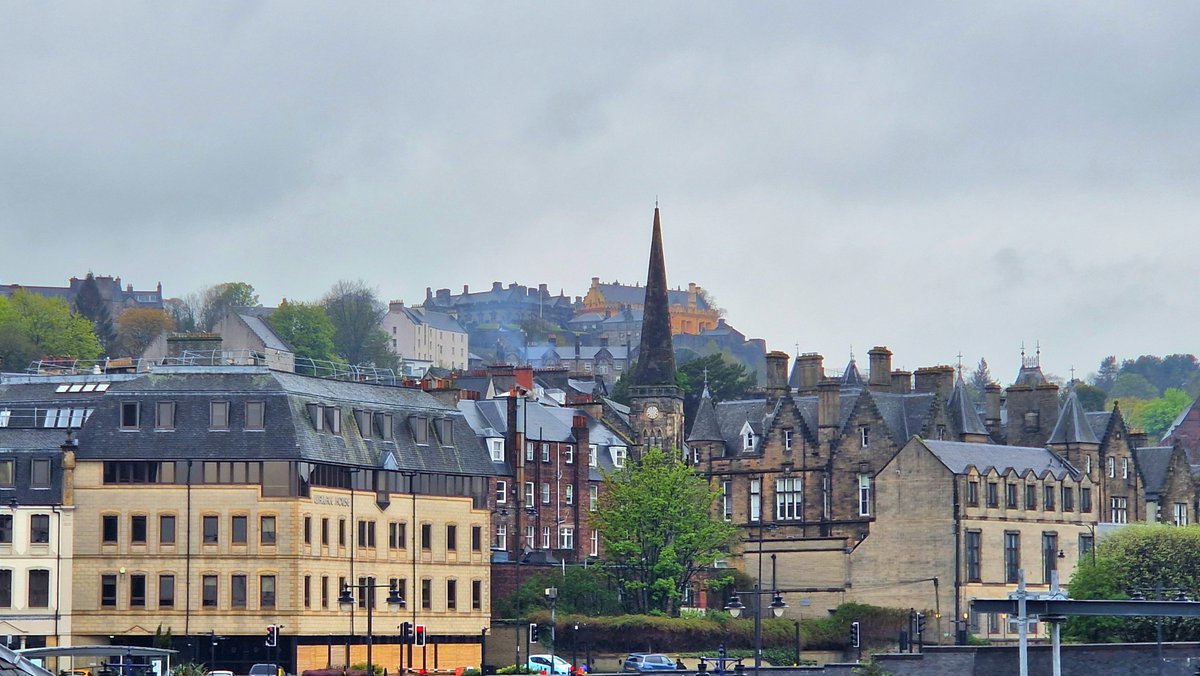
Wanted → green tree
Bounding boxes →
[678,354,757,426]
[610,361,690,407]
[73,272,116,353]
[116,308,175,358]
[590,448,738,615]
[1065,525,1200,642]
[1074,383,1108,412]
[967,358,995,402]
[322,280,397,368]
[1092,355,1120,392]
[1,291,103,362]
[1130,388,1192,440]
[197,282,259,331]
[267,300,341,368]
[0,301,39,371]
[494,566,623,618]
[1109,373,1158,401]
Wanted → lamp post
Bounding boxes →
[726,589,786,673]
[340,580,405,676]
[546,588,559,673]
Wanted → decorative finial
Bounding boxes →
[1070,365,1076,383]
[956,351,964,376]
[795,341,800,358]
[849,344,855,361]
[703,366,709,388]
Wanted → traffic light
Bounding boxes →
[916,613,927,635]
[850,621,860,648]
[266,624,278,647]
[400,621,413,644]
[528,623,539,644]
[414,624,427,647]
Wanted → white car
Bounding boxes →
[527,654,572,675]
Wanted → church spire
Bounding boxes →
[633,206,677,387]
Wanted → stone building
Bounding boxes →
[580,277,719,337]
[0,275,163,320]
[383,302,469,371]
[0,364,495,674]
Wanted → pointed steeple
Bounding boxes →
[633,206,677,387]
[687,383,724,443]
[842,356,864,387]
[947,374,989,438]
[1048,386,1100,445]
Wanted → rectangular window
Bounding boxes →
[447,579,457,610]
[542,526,551,548]
[102,574,118,607]
[30,514,49,544]
[261,515,277,545]
[160,515,176,545]
[1042,532,1058,583]
[131,515,147,544]
[490,439,504,462]
[613,447,626,468]
[103,515,119,544]
[304,575,312,609]
[1122,457,1129,479]
[722,480,733,521]
[775,477,802,520]
[1081,487,1093,513]
[525,442,534,462]
[525,482,535,506]
[203,515,219,544]
[750,478,762,522]
[232,515,248,544]
[246,401,265,430]
[159,574,175,608]
[986,482,999,508]
[231,574,248,608]
[339,519,346,546]
[322,575,329,609]
[858,474,872,517]
[0,514,10,544]
[965,530,982,582]
[541,482,551,504]
[447,524,458,551]
[0,570,10,608]
[860,426,870,447]
[496,479,508,504]
[558,526,574,549]
[1062,486,1074,512]
[421,578,432,610]
[966,480,978,507]
[784,428,794,451]
[129,573,146,608]
[1107,457,1115,478]
[210,401,229,429]
[304,516,312,545]
[390,578,406,608]
[565,445,574,464]
[155,402,175,430]
[1044,485,1056,511]
[565,485,574,505]
[591,530,599,557]
[1006,484,1018,509]
[589,485,599,512]
[121,402,140,429]
[525,526,535,549]
[1175,502,1189,526]
[1111,496,1128,523]
[1004,532,1020,583]
[28,569,49,607]
[541,443,551,463]
[31,459,50,488]
[0,459,13,486]
[322,518,330,546]
[589,445,598,467]
[390,522,407,549]
[472,525,482,552]
[421,523,432,550]
[472,579,483,610]
[1026,484,1037,510]
[202,575,218,607]
[1080,534,1095,560]
[260,575,276,608]
[494,524,507,550]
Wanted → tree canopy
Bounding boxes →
[73,272,116,353]
[590,447,738,615]
[199,282,260,331]
[677,354,757,425]
[322,280,398,369]
[115,308,175,358]
[0,291,103,363]
[1065,525,1200,642]
[267,300,341,368]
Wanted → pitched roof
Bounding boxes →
[687,386,724,443]
[842,358,864,387]
[922,439,1075,479]
[238,313,291,352]
[713,398,769,455]
[1135,446,1174,495]
[1085,411,1113,441]
[1048,388,1100,445]
[948,375,989,437]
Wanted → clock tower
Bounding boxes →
[630,206,685,459]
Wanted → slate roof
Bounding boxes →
[1013,363,1049,387]
[73,366,492,475]
[947,376,989,437]
[1161,402,1196,442]
[869,391,938,445]
[404,307,467,334]
[1085,411,1113,442]
[0,644,54,676]
[922,439,1075,479]
[239,313,291,352]
[842,359,864,387]
[687,387,724,443]
[1048,388,1100,445]
[1135,446,1174,496]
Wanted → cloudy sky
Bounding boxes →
[3,2,1198,383]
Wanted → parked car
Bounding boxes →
[208,671,235,676]
[621,654,677,672]
[527,654,572,675]
[248,664,279,676]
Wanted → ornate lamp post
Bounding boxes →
[726,588,787,672]
[340,580,406,676]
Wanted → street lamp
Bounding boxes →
[726,587,786,673]
[340,580,405,676]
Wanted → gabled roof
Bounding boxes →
[688,386,724,443]
[921,438,1076,479]
[1161,400,1197,442]
[239,313,291,352]
[1135,446,1174,496]
[1048,387,1100,445]
[947,376,989,437]
[842,358,864,387]
[712,398,769,455]
[1085,411,1113,441]
[870,391,938,445]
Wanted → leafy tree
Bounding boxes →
[1074,383,1108,412]
[678,354,757,426]
[1,291,103,361]
[0,304,39,371]
[116,308,175,357]
[267,300,341,368]
[1093,355,1120,392]
[591,447,739,615]
[967,358,996,402]
[1109,373,1158,401]
[73,272,116,353]
[1125,388,1192,440]
[520,317,565,346]
[1065,525,1200,642]
[493,566,623,618]
[322,280,397,368]
[197,282,259,331]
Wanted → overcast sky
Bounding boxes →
[3,2,1198,384]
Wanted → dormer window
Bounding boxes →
[741,422,755,451]
[155,402,176,431]
[307,403,324,431]
[355,410,372,439]
[324,406,341,434]
[589,445,598,467]
[121,402,140,430]
[376,413,393,440]
[611,446,627,468]
[412,417,428,444]
[489,439,504,463]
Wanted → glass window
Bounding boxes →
[159,515,176,545]
[490,439,504,462]
[749,479,762,522]
[232,516,247,544]
[102,574,118,607]
[494,524,507,550]
[590,485,599,512]
[203,515,219,544]
[246,401,265,430]
[103,515,119,544]
[159,574,175,608]
[966,531,981,582]
[131,515,147,544]
[0,570,9,608]
[210,401,229,429]
[966,480,978,507]
[129,573,146,608]
[447,524,458,551]
[121,402,140,429]
[1004,532,1020,583]
[1025,485,1037,510]
[421,578,432,610]
[1005,484,1018,509]
[776,477,802,520]
[0,514,12,544]
[541,483,551,504]
[558,526,574,549]
[1081,487,1093,513]
[1043,485,1056,511]
[261,516,277,545]
[30,514,49,544]
[542,526,551,548]
[446,579,457,611]
[28,569,49,607]
[472,580,482,610]
[231,575,247,608]
[31,459,50,488]
[421,523,432,550]
[1042,532,1058,583]
[986,482,998,508]
[155,402,175,430]
[260,575,276,608]
[472,525,482,552]
[0,459,13,486]
[1062,486,1074,512]
[496,479,507,504]
[565,485,574,505]
[858,475,872,517]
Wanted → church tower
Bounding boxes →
[630,206,685,458]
